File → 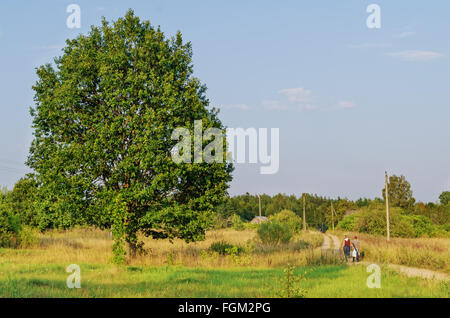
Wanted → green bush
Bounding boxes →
[18,226,39,248]
[231,214,245,230]
[336,214,356,231]
[269,209,302,234]
[390,215,415,238]
[0,206,22,247]
[209,241,244,255]
[338,205,439,238]
[401,214,436,237]
[257,221,292,245]
[212,213,229,229]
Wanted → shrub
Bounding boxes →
[337,214,356,231]
[0,206,21,247]
[212,213,229,229]
[209,241,244,255]
[276,264,308,298]
[257,221,292,245]
[389,215,415,238]
[338,205,441,238]
[401,214,436,237]
[231,214,245,231]
[341,205,417,238]
[269,210,302,234]
[18,226,39,248]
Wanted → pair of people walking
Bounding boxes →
[342,235,360,262]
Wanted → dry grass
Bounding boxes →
[1,228,448,298]
[1,227,324,269]
[331,230,450,274]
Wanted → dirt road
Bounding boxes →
[321,232,449,282]
[320,232,340,250]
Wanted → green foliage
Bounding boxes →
[382,175,415,211]
[269,209,302,233]
[18,226,39,248]
[353,205,413,237]
[413,202,449,225]
[401,214,436,237]
[209,241,243,255]
[27,10,232,260]
[3,177,39,227]
[0,205,22,247]
[439,191,450,205]
[337,203,446,238]
[276,264,308,298]
[216,193,360,230]
[231,214,245,230]
[336,214,356,231]
[257,221,293,245]
[211,213,229,229]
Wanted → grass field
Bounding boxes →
[1,263,448,298]
[0,228,448,298]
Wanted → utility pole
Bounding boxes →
[331,201,335,231]
[385,171,390,241]
[302,193,306,231]
[257,194,262,217]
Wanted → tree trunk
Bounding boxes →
[128,242,137,258]
[126,234,138,258]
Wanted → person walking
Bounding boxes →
[352,236,361,262]
[342,235,351,262]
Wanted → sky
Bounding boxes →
[0,0,449,202]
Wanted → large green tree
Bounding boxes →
[439,191,450,205]
[28,10,233,261]
[382,174,415,211]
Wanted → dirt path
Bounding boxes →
[320,232,340,250]
[321,233,331,250]
[386,264,449,281]
[326,232,449,282]
[328,233,341,250]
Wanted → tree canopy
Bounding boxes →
[27,10,233,261]
[382,174,415,211]
[439,191,450,205]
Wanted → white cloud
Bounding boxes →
[387,50,443,61]
[262,87,320,111]
[278,87,313,103]
[262,100,289,111]
[338,101,356,109]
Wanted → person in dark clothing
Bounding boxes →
[342,235,351,262]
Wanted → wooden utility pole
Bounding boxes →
[302,193,306,230]
[331,201,335,231]
[257,194,262,217]
[385,171,390,241]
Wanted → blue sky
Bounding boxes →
[0,0,449,202]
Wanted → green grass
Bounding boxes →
[0,262,447,298]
